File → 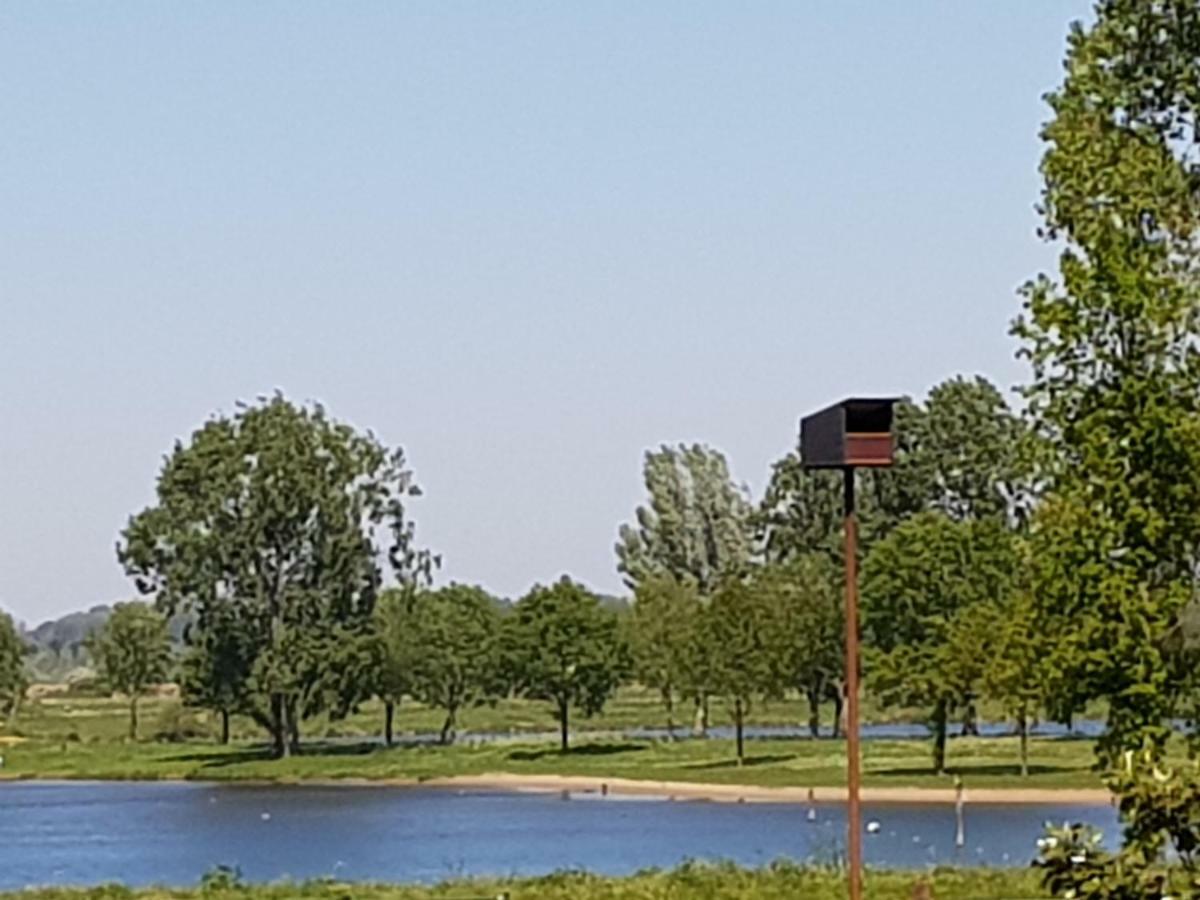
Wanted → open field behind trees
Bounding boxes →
[0,864,1042,900]
[0,727,1106,793]
[10,684,1046,745]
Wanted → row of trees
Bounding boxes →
[71,576,627,750]
[616,375,1046,773]
[0,374,1094,773]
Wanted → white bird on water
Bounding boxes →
[866,820,881,834]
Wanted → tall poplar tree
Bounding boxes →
[1013,0,1200,760]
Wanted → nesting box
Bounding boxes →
[800,398,897,469]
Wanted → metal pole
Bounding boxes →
[843,466,862,900]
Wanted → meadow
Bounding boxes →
[0,863,1042,900]
[1,687,1105,791]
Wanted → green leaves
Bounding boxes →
[388,584,505,744]
[117,394,433,755]
[86,602,171,740]
[616,445,753,596]
[0,611,27,723]
[1014,0,1200,760]
[627,575,703,730]
[862,513,1020,771]
[505,578,628,749]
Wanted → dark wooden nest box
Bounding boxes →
[800,397,897,469]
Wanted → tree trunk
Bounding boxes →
[1018,708,1029,777]
[734,697,745,765]
[832,682,845,739]
[384,701,395,748]
[932,698,948,774]
[692,695,709,737]
[287,700,300,755]
[271,694,290,759]
[440,707,457,746]
[220,709,230,745]
[559,698,570,752]
[806,686,821,738]
[960,697,980,736]
[129,695,139,741]
[663,690,675,741]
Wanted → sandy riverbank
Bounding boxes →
[425,773,1114,806]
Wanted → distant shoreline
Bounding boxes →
[0,771,1114,806]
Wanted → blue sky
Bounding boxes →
[0,2,1091,623]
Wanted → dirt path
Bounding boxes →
[427,772,1113,806]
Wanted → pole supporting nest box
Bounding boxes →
[799,396,897,900]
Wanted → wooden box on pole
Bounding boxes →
[800,397,896,900]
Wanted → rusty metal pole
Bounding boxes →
[843,466,862,900]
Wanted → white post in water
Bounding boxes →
[954,776,965,849]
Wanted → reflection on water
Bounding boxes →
[0,782,1118,888]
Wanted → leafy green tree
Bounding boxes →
[982,591,1046,776]
[617,444,753,595]
[862,512,1018,772]
[0,611,27,725]
[506,578,628,751]
[118,394,433,758]
[905,377,1029,524]
[704,573,782,765]
[406,584,503,745]
[1013,0,1200,760]
[617,444,753,735]
[86,602,171,740]
[178,607,255,744]
[758,555,843,738]
[627,575,703,738]
[758,382,1024,570]
[371,588,416,747]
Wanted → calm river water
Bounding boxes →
[0,782,1119,888]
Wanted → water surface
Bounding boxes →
[0,782,1118,888]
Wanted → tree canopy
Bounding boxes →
[506,578,628,751]
[85,601,171,740]
[118,394,433,756]
[616,444,753,595]
[0,611,27,724]
[1013,0,1200,761]
[862,512,1019,772]
[405,584,504,745]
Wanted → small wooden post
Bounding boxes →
[954,776,965,849]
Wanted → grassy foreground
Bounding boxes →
[0,731,1102,790]
[0,863,1043,900]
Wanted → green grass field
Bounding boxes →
[12,684,940,744]
[0,862,1043,900]
[0,687,1108,790]
[0,729,1102,790]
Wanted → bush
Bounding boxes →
[154,704,208,743]
[1036,748,1200,899]
[199,865,245,892]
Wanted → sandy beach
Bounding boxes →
[427,773,1114,806]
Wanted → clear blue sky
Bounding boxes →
[0,2,1091,624]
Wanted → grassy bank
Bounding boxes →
[0,688,1113,791]
[0,863,1044,900]
[0,731,1102,790]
